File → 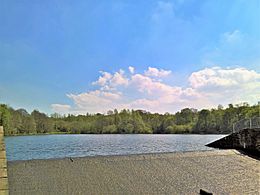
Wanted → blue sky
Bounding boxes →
[0,0,259,114]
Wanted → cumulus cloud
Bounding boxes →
[51,104,71,113]
[110,69,129,86]
[144,67,171,77]
[131,73,180,98]
[52,66,260,114]
[189,67,260,88]
[92,69,128,91]
[92,71,112,86]
[128,66,135,74]
[66,90,124,113]
[189,66,260,105]
[68,90,121,106]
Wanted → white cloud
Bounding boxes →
[130,98,161,112]
[222,30,243,44]
[144,67,171,77]
[52,66,260,114]
[128,66,135,74]
[110,69,129,86]
[51,104,71,113]
[189,66,260,105]
[66,90,124,113]
[92,69,128,89]
[189,67,260,89]
[92,71,112,86]
[131,73,181,99]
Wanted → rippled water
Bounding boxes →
[5,134,226,161]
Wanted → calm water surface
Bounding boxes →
[5,134,226,161]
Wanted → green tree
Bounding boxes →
[0,104,11,135]
[194,109,211,133]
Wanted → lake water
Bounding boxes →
[5,134,226,161]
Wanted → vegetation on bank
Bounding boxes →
[0,103,259,136]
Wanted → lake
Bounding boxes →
[5,134,226,161]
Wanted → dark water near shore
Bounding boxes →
[5,134,226,161]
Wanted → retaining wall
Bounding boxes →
[0,126,8,195]
[207,128,260,155]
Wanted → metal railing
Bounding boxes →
[232,117,260,133]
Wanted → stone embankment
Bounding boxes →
[207,128,260,155]
[0,126,8,195]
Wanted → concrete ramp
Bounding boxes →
[8,150,259,194]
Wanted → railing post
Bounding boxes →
[249,118,252,129]
[232,123,235,133]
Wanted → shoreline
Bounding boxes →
[4,132,228,137]
[8,148,223,163]
[8,149,259,194]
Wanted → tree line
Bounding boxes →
[0,103,259,136]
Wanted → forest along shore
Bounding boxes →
[8,150,259,195]
[1,103,260,135]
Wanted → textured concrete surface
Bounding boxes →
[8,150,259,195]
[0,126,9,195]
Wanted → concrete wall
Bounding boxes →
[207,128,260,155]
[0,126,8,195]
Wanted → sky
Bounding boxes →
[0,0,260,114]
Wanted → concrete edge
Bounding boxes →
[0,126,8,195]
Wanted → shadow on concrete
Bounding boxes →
[206,128,260,161]
[236,149,260,161]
